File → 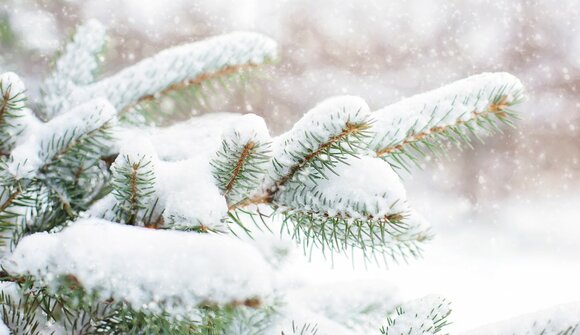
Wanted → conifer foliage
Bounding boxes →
[0,20,575,335]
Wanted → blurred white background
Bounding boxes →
[1,0,579,331]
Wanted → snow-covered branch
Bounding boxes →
[278,155,430,262]
[0,72,27,152]
[9,98,115,180]
[67,32,277,116]
[211,114,271,207]
[265,96,372,198]
[371,72,525,171]
[43,20,107,119]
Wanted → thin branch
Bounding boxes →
[128,161,140,225]
[0,189,21,212]
[228,121,370,211]
[224,141,255,196]
[272,121,370,194]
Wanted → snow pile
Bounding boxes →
[107,113,271,229]
[115,135,158,163]
[221,113,271,145]
[70,32,278,111]
[120,112,250,161]
[43,20,107,118]
[156,158,228,230]
[465,302,580,335]
[8,98,116,179]
[382,295,451,335]
[7,219,273,316]
[266,95,371,189]
[370,72,525,153]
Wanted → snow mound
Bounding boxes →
[7,219,273,317]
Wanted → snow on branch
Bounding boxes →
[8,98,116,180]
[43,20,107,119]
[111,145,157,226]
[6,219,273,317]
[264,96,372,200]
[0,72,27,152]
[278,156,430,262]
[68,32,278,115]
[380,295,451,335]
[465,302,580,335]
[211,114,271,208]
[226,97,430,261]
[371,72,525,171]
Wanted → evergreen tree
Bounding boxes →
[0,20,577,334]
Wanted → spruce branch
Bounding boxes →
[111,154,156,225]
[0,72,27,153]
[9,98,116,181]
[280,209,429,263]
[240,98,374,210]
[63,32,277,123]
[372,73,526,171]
[212,133,271,208]
[40,120,114,176]
[0,168,38,249]
[125,63,265,125]
[269,120,371,197]
[0,289,47,335]
[38,120,114,216]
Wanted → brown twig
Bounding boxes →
[228,122,370,211]
[224,142,255,197]
[127,161,141,225]
[0,189,21,212]
[0,89,9,122]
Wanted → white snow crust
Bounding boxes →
[7,219,273,317]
